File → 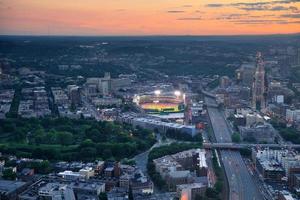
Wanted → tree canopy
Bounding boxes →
[0,118,156,161]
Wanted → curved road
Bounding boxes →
[133,136,176,174]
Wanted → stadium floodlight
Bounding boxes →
[174,90,181,97]
[154,90,161,96]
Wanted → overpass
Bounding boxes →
[203,142,300,150]
[204,102,219,108]
[201,90,219,107]
[201,90,216,98]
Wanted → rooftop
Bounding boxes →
[0,180,27,194]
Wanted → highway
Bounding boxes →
[205,96,264,200]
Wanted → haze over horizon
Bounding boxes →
[1,0,300,36]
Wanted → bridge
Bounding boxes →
[201,90,219,108]
[204,102,219,108]
[201,90,216,98]
[203,142,300,150]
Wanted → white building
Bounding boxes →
[246,113,264,127]
[58,171,85,180]
[79,167,95,179]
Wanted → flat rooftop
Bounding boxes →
[0,180,27,193]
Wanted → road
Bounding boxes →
[133,135,176,174]
[133,135,177,193]
[205,96,264,200]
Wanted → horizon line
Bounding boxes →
[0,32,300,38]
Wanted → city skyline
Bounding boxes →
[1,0,300,36]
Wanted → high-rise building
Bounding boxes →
[236,63,255,87]
[101,72,112,96]
[252,52,267,111]
[67,85,81,106]
[84,72,132,97]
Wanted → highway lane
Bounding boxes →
[205,96,263,200]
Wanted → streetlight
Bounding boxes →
[154,90,161,96]
[174,90,181,97]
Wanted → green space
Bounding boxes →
[231,132,241,143]
[206,150,224,200]
[271,118,300,144]
[0,117,156,161]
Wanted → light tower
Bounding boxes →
[252,52,266,111]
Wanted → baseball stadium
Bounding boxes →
[134,90,185,114]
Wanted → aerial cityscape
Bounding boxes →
[0,1,300,200]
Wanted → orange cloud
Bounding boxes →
[0,0,299,35]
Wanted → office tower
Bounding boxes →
[252,52,267,111]
[236,63,255,87]
[101,72,112,96]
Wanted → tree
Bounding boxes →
[240,148,252,158]
[231,132,241,143]
[0,117,156,162]
[2,123,15,132]
[79,147,97,161]
[57,132,74,146]
[2,168,16,180]
[86,128,101,142]
[34,128,45,144]
[29,160,52,174]
[44,131,58,144]
[205,188,218,198]
[80,139,95,147]
[102,148,113,159]
[121,158,136,166]
[195,194,206,200]
[214,181,223,193]
[99,193,107,200]
[13,128,26,142]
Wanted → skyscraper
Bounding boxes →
[101,72,112,96]
[252,52,266,111]
[235,63,255,87]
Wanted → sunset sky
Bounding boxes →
[1,0,300,35]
